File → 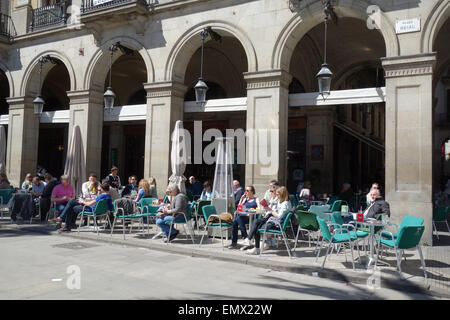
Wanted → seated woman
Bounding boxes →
[155,184,188,242]
[0,173,11,189]
[148,177,158,199]
[59,183,113,232]
[135,179,151,203]
[246,186,292,255]
[228,186,261,249]
[82,173,99,199]
[199,181,213,201]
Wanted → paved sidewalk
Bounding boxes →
[1,218,449,299]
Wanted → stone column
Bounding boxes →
[67,90,104,178]
[244,70,291,197]
[6,96,39,187]
[143,81,186,197]
[382,53,436,245]
[306,108,334,193]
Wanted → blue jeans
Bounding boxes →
[232,214,249,244]
[156,215,185,237]
[59,199,78,219]
[55,202,68,217]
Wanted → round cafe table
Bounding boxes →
[353,218,390,269]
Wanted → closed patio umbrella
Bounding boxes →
[64,125,86,196]
[0,125,6,174]
[168,120,187,194]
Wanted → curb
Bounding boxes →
[2,223,450,299]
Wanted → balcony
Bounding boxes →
[28,2,69,33]
[81,0,148,14]
[0,13,16,41]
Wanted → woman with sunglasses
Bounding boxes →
[228,186,261,249]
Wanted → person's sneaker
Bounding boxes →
[58,226,71,233]
[246,247,260,255]
[227,243,238,249]
[238,238,250,246]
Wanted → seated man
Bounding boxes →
[51,175,75,222]
[59,183,113,232]
[233,180,244,207]
[363,189,390,219]
[101,179,120,202]
[39,173,60,221]
[31,176,45,198]
[121,175,138,197]
[199,181,213,201]
[155,184,187,242]
[188,176,203,200]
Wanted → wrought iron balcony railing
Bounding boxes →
[81,0,148,14]
[29,2,69,32]
[0,13,16,39]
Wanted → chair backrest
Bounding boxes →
[330,200,346,212]
[289,194,298,207]
[0,189,15,204]
[197,200,211,216]
[94,199,110,214]
[316,216,332,242]
[163,194,169,203]
[400,215,424,228]
[186,190,194,202]
[309,205,331,221]
[202,205,217,222]
[186,201,196,221]
[279,212,293,231]
[139,197,158,214]
[330,211,345,226]
[434,206,449,222]
[396,225,425,249]
[296,209,319,231]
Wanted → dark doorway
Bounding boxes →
[37,126,68,178]
[287,117,307,194]
[124,125,145,180]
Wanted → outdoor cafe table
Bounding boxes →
[352,217,390,269]
[233,209,263,232]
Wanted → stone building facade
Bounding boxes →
[0,0,449,244]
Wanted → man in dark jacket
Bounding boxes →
[40,173,60,221]
[233,180,244,207]
[364,189,390,219]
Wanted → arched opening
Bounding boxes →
[433,16,450,192]
[182,35,248,184]
[100,51,148,182]
[287,17,386,207]
[35,58,70,179]
[0,69,9,115]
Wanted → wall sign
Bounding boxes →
[395,18,421,34]
[16,0,30,7]
[311,145,324,161]
[93,0,113,6]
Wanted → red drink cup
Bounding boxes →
[357,212,364,222]
[238,205,243,212]
[158,198,163,205]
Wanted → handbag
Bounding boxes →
[209,212,233,225]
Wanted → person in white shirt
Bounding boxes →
[264,180,279,202]
[298,181,312,202]
[82,173,99,199]
[366,183,381,205]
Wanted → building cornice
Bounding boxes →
[244,69,292,90]
[144,81,187,99]
[382,53,437,78]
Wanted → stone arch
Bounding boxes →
[422,0,450,53]
[333,60,384,89]
[21,50,76,97]
[0,61,14,98]
[165,20,258,83]
[84,36,154,92]
[272,0,399,72]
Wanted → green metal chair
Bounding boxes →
[289,194,299,208]
[137,197,158,233]
[194,200,211,231]
[0,189,14,220]
[259,212,294,258]
[374,221,427,280]
[78,199,111,236]
[433,206,450,239]
[166,201,196,244]
[316,216,358,270]
[327,195,338,205]
[186,190,194,202]
[330,211,368,257]
[294,209,319,250]
[110,199,146,239]
[380,216,424,240]
[199,204,232,250]
[330,200,346,212]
